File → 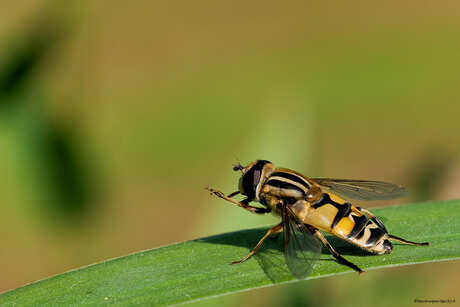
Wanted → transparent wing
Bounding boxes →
[283,207,322,279]
[311,178,408,200]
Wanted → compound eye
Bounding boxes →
[240,168,259,199]
[253,170,261,186]
[238,176,245,195]
[237,160,270,199]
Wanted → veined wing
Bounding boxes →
[311,178,408,200]
[283,206,322,279]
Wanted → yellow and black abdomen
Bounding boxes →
[307,192,393,254]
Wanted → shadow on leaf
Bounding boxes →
[198,226,372,282]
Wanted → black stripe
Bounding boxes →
[311,193,353,230]
[356,227,366,240]
[271,172,310,188]
[266,179,305,195]
[348,214,369,238]
[371,216,388,233]
[366,227,385,245]
[330,202,351,229]
[311,193,332,209]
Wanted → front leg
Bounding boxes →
[206,186,270,214]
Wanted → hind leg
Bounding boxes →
[388,234,429,246]
[309,227,364,274]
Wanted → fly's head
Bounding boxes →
[234,159,274,201]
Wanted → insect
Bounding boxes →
[206,160,429,278]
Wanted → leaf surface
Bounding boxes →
[2,200,459,306]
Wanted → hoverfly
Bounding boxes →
[206,160,429,278]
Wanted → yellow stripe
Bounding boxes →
[269,176,309,193]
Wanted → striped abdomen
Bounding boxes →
[305,193,392,254]
[332,207,392,254]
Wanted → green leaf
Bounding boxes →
[2,200,460,306]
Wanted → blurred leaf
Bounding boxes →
[1,200,459,306]
[0,20,64,105]
[407,151,453,201]
[0,16,94,221]
[39,123,95,219]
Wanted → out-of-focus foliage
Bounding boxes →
[0,17,97,222]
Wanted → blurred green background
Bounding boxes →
[1,1,460,306]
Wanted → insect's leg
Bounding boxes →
[268,225,284,240]
[359,208,429,246]
[206,186,270,214]
[388,234,429,246]
[231,223,283,265]
[227,191,240,198]
[309,227,364,274]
